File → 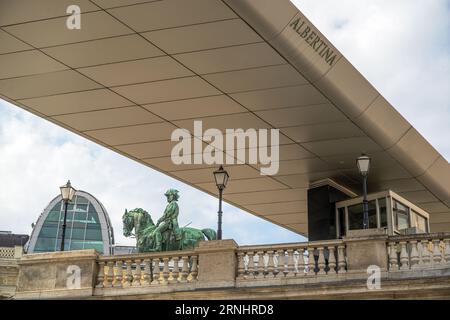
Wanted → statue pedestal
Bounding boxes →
[196,240,238,289]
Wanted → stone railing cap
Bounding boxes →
[19,249,98,263]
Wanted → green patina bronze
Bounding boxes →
[122,189,216,252]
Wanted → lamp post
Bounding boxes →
[59,180,76,251]
[213,166,229,240]
[356,155,371,229]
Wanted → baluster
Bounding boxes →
[328,246,337,275]
[124,260,133,287]
[410,241,420,269]
[190,256,198,281]
[114,260,123,288]
[281,250,288,277]
[132,259,141,286]
[444,239,450,264]
[432,239,442,264]
[96,261,105,288]
[298,248,306,275]
[266,250,274,277]
[151,258,161,285]
[106,261,114,287]
[247,251,255,278]
[399,242,409,270]
[171,256,180,283]
[292,250,298,275]
[317,247,326,275]
[142,259,151,285]
[180,256,189,282]
[307,248,316,276]
[273,250,280,277]
[417,241,424,267]
[421,240,432,266]
[256,251,264,278]
[161,257,170,284]
[337,245,347,273]
[262,252,268,276]
[237,252,245,279]
[285,249,294,277]
[389,242,399,271]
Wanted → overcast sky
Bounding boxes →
[0,1,448,247]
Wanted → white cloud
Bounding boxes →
[293,0,450,160]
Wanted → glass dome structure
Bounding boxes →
[27,190,114,255]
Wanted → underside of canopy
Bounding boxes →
[0,0,449,235]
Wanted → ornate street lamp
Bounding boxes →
[356,155,371,229]
[213,166,229,240]
[59,180,76,251]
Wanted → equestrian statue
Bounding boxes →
[122,189,216,252]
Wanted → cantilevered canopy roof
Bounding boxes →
[1,0,449,235]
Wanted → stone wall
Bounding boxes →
[0,246,23,299]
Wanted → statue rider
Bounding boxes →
[152,189,182,251]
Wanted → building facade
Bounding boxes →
[27,190,114,255]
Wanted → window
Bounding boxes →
[394,200,410,230]
[34,237,56,252]
[412,210,428,233]
[378,198,388,228]
[338,207,346,238]
[85,228,102,241]
[347,200,377,230]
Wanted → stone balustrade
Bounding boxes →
[95,251,198,289]
[237,240,347,280]
[11,233,450,299]
[387,233,450,271]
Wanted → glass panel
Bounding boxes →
[338,207,346,237]
[87,211,100,224]
[394,200,410,230]
[348,203,363,230]
[47,210,61,222]
[378,198,388,228]
[85,228,102,241]
[50,201,62,212]
[70,228,86,240]
[413,210,428,233]
[82,241,104,253]
[70,240,85,250]
[35,237,56,252]
[73,210,85,219]
[88,204,98,214]
[38,226,58,238]
[75,203,88,212]
[75,196,88,204]
[348,200,377,230]
[368,201,377,228]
